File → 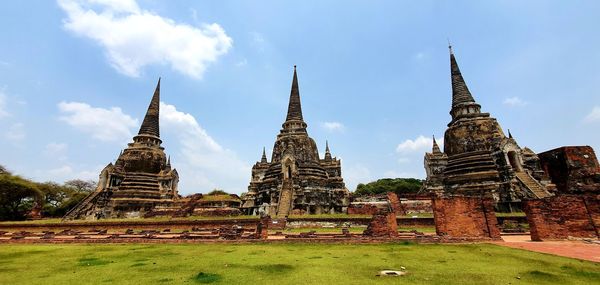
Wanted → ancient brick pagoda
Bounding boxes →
[241,66,350,216]
[63,79,179,220]
[423,47,553,211]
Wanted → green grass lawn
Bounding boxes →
[0,243,598,285]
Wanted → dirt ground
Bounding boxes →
[494,235,600,263]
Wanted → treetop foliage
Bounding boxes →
[353,178,423,197]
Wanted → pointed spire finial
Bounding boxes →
[285,65,303,122]
[261,147,267,163]
[448,38,453,55]
[450,47,477,108]
[324,140,332,160]
[137,78,161,138]
[432,135,441,154]
[167,155,171,166]
[508,129,513,139]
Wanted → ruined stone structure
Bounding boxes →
[538,146,600,194]
[432,195,501,240]
[63,79,179,220]
[241,67,350,216]
[148,193,242,218]
[523,146,600,240]
[523,194,599,240]
[423,47,552,211]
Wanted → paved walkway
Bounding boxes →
[493,235,600,263]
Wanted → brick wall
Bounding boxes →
[363,210,398,237]
[347,204,381,215]
[386,192,406,215]
[432,196,501,239]
[523,194,599,241]
[538,146,600,193]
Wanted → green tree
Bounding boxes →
[353,178,423,197]
[0,174,42,221]
[207,189,229,195]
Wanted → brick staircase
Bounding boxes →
[63,188,112,220]
[276,180,293,218]
[515,171,552,198]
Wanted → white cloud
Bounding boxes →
[58,0,233,78]
[36,164,103,183]
[6,123,25,141]
[44,143,68,161]
[160,102,250,194]
[503,96,528,107]
[58,101,138,142]
[396,135,439,154]
[392,135,442,179]
[0,90,9,118]
[584,106,600,123]
[321,121,345,132]
[344,164,372,192]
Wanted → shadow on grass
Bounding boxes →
[78,257,110,266]
[193,272,222,283]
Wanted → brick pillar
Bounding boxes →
[363,210,398,237]
[432,195,501,240]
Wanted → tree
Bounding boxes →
[37,182,75,217]
[353,178,423,197]
[207,189,229,195]
[64,179,96,193]
[0,165,9,175]
[0,174,42,221]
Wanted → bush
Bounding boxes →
[354,178,423,196]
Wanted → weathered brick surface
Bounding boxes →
[523,194,599,241]
[432,196,501,239]
[363,210,398,237]
[347,204,380,215]
[386,192,406,215]
[538,146,600,194]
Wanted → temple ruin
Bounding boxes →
[63,79,179,220]
[423,46,553,211]
[241,66,350,217]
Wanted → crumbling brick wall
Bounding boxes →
[538,146,600,193]
[386,192,406,215]
[523,194,599,241]
[347,204,380,215]
[432,196,500,239]
[363,210,398,237]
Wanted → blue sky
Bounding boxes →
[1,1,599,194]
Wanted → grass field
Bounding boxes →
[0,243,598,285]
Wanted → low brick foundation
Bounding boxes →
[432,196,501,239]
[347,204,380,215]
[523,194,600,241]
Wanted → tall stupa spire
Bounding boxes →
[281,66,308,133]
[137,78,161,138]
[449,46,476,108]
[285,65,304,122]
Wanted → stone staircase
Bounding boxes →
[276,180,294,218]
[515,171,552,198]
[62,188,111,220]
[111,172,161,199]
